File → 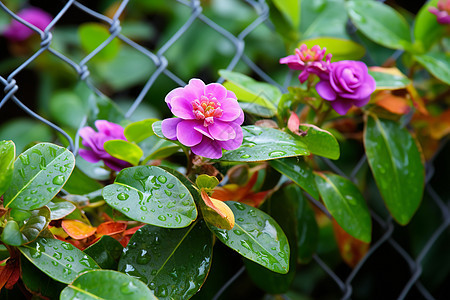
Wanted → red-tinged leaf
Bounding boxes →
[124,225,144,236]
[0,257,20,290]
[61,220,97,240]
[288,111,300,133]
[118,235,131,248]
[96,221,127,236]
[406,84,428,116]
[332,220,369,268]
[374,91,411,115]
[200,190,235,230]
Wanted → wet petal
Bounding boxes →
[161,118,182,140]
[177,120,203,146]
[208,120,236,141]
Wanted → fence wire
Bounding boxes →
[0,0,449,299]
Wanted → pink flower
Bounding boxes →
[429,0,450,24]
[161,79,244,159]
[3,7,52,41]
[280,44,332,83]
[79,120,130,171]
[316,60,376,115]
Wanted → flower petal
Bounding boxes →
[95,120,125,139]
[161,118,182,140]
[233,110,245,125]
[177,120,203,146]
[208,120,236,141]
[330,99,353,115]
[194,124,213,139]
[171,96,195,119]
[316,81,337,101]
[191,137,223,159]
[217,123,243,151]
[165,87,184,109]
[205,83,227,102]
[219,98,242,122]
[79,149,100,163]
[79,127,96,148]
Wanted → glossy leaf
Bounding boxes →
[84,235,124,269]
[61,220,97,240]
[63,166,104,195]
[315,173,372,243]
[0,140,15,196]
[196,174,219,192]
[346,0,411,50]
[414,0,445,52]
[239,102,275,118]
[209,201,290,274]
[19,237,99,284]
[78,23,120,61]
[270,157,319,200]
[21,258,66,299]
[1,207,51,246]
[47,198,76,220]
[364,115,424,225]
[368,68,411,90]
[220,126,309,162]
[3,143,75,210]
[60,270,157,300]
[124,119,158,143]
[219,70,281,114]
[104,140,143,166]
[414,52,450,85]
[118,221,213,299]
[301,37,365,61]
[298,124,340,159]
[96,221,127,236]
[244,185,300,293]
[199,190,235,230]
[272,0,300,27]
[102,166,197,228]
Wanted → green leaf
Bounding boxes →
[1,221,23,246]
[298,124,340,159]
[3,143,75,210]
[104,140,143,166]
[368,69,411,90]
[124,119,158,143]
[244,185,300,293]
[364,115,424,225]
[0,119,52,153]
[63,166,104,195]
[78,23,120,61]
[269,157,319,200]
[414,52,450,85]
[414,0,445,52]
[208,201,290,274]
[60,270,157,300]
[46,198,76,220]
[21,258,66,299]
[102,166,197,228]
[272,0,300,28]
[220,126,309,162]
[219,70,281,114]
[118,221,213,299]
[301,37,365,61]
[315,173,372,242]
[196,174,219,192]
[346,0,412,50]
[239,102,276,118]
[19,237,99,284]
[0,140,15,196]
[84,235,123,270]
[49,91,87,129]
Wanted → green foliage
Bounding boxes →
[104,139,143,165]
[83,236,124,270]
[301,37,365,61]
[0,140,15,196]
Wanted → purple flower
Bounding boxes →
[316,60,376,115]
[161,79,244,159]
[3,7,52,41]
[429,0,450,24]
[79,120,130,171]
[279,44,331,83]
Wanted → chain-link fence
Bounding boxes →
[0,0,449,299]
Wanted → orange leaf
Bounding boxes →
[124,225,144,236]
[200,190,235,230]
[0,258,20,290]
[61,220,97,240]
[374,91,411,115]
[332,220,369,268]
[96,221,127,236]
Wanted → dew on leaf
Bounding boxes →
[117,192,129,201]
[52,175,65,185]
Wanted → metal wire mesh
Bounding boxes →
[0,0,449,299]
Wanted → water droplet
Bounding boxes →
[63,268,72,275]
[25,196,31,202]
[120,281,136,295]
[30,190,37,194]
[237,217,244,222]
[117,192,129,201]
[240,154,251,159]
[175,215,182,224]
[31,250,41,258]
[47,187,56,193]
[19,155,30,165]
[65,256,74,262]
[165,190,172,196]
[181,199,190,206]
[151,270,157,275]
[66,263,72,268]
[140,206,147,211]
[269,150,286,157]
[158,215,166,221]
[136,249,151,265]
[233,229,243,235]
[122,207,130,212]
[167,201,175,208]
[157,175,167,183]
[18,169,26,179]
[156,285,168,297]
[278,252,286,258]
[53,252,62,259]
[52,175,65,185]
[51,261,58,266]
[167,183,174,189]
[240,240,252,251]
[59,166,67,173]
[179,193,186,199]
[234,203,246,210]
[39,157,47,170]
[61,243,73,250]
